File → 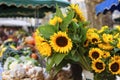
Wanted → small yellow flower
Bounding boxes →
[87,28,97,33]
[98,26,108,33]
[70,4,77,10]
[98,43,114,50]
[117,38,120,48]
[102,51,110,58]
[34,30,45,45]
[37,42,52,57]
[86,28,97,40]
[49,16,62,25]
[102,33,113,43]
[70,4,86,22]
[114,33,119,39]
[111,55,120,61]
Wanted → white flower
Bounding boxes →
[9,61,19,70]
[3,57,16,70]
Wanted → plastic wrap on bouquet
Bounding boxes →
[82,69,93,80]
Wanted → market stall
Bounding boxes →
[95,0,120,27]
[95,0,120,15]
[0,1,70,80]
[0,0,70,18]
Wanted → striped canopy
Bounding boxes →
[0,0,70,18]
[95,0,120,15]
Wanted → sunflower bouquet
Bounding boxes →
[34,4,90,76]
[85,25,120,80]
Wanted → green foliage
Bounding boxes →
[60,10,74,31]
[46,53,66,71]
[55,5,64,19]
[36,4,90,76]
[38,24,56,39]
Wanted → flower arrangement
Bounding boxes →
[85,25,120,80]
[34,3,120,79]
[34,4,90,76]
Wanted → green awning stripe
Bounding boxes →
[0,0,70,8]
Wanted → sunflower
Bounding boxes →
[98,26,108,33]
[35,35,45,43]
[109,60,120,75]
[111,55,120,61]
[37,42,52,57]
[87,28,97,33]
[49,16,62,25]
[89,48,103,60]
[84,39,89,47]
[114,33,119,39]
[102,33,113,43]
[50,31,72,53]
[92,59,105,73]
[98,43,114,50]
[34,30,45,45]
[70,4,86,22]
[117,38,120,48]
[89,33,101,44]
[86,28,97,40]
[102,51,110,58]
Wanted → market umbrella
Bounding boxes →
[0,0,70,18]
[95,0,120,15]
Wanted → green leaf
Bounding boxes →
[60,11,74,31]
[72,21,79,29]
[14,55,20,59]
[79,27,87,44]
[55,22,60,32]
[55,5,64,18]
[46,56,55,71]
[46,53,66,72]
[38,24,56,39]
[71,55,80,62]
[71,49,76,56]
[83,21,90,26]
[78,22,84,27]
[68,21,79,34]
[65,51,80,62]
[54,53,66,66]
[114,48,120,53]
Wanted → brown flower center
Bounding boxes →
[56,36,68,47]
[92,38,98,43]
[92,51,99,59]
[111,62,119,72]
[96,62,103,70]
[84,40,88,45]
